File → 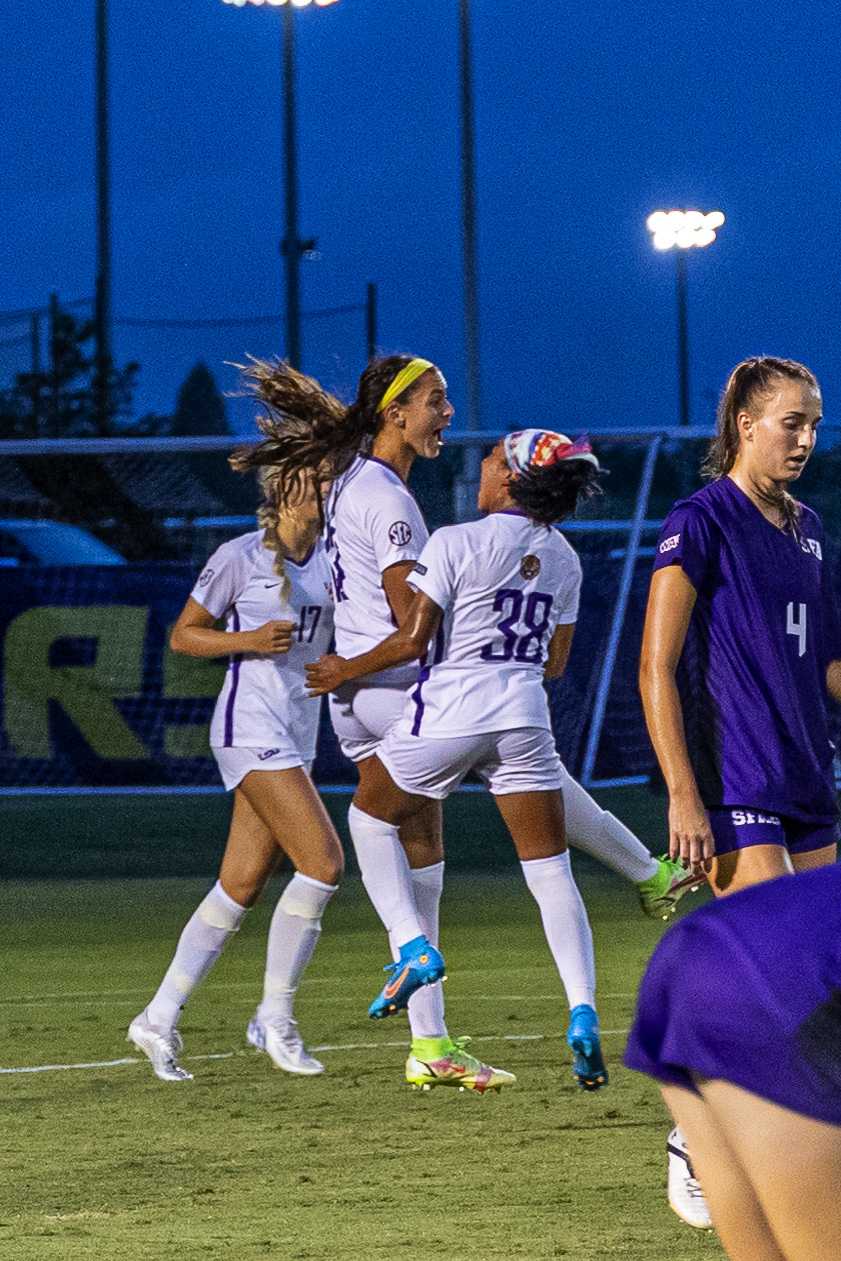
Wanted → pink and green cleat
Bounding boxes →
[405,1036,516,1094]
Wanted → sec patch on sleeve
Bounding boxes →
[659,534,680,555]
[388,521,413,546]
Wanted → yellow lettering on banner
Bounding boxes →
[162,641,225,758]
[4,605,148,759]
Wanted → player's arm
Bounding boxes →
[639,565,714,869]
[381,560,418,626]
[170,596,295,658]
[827,661,841,703]
[306,591,442,695]
[544,623,575,680]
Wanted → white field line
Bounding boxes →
[1,988,635,1009]
[0,1029,630,1077]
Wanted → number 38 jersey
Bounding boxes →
[400,510,581,739]
[654,477,841,823]
[190,529,333,752]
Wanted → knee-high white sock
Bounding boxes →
[146,881,247,1030]
[258,872,338,1024]
[520,852,596,1011]
[399,862,448,1040]
[347,803,424,945]
[561,771,658,884]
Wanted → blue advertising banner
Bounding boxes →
[0,566,348,789]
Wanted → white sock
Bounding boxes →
[258,872,338,1024]
[348,803,424,946]
[520,852,596,1010]
[399,862,448,1041]
[145,881,247,1030]
[561,771,658,884]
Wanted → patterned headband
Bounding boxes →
[503,429,599,475]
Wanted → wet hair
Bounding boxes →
[229,355,432,498]
[508,458,602,527]
[703,356,819,534]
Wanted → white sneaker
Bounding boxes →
[247,1015,324,1076]
[127,1012,193,1083]
[667,1126,712,1228]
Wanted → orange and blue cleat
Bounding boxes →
[368,935,446,1019]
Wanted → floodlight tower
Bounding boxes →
[646,209,725,426]
[221,0,340,369]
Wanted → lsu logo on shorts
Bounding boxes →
[388,521,413,546]
[258,748,282,761]
[659,534,680,555]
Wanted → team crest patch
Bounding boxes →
[198,568,214,587]
[520,554,541,579]
[388,521,412,546]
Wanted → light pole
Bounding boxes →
[94,0,112,433]
[221,0,340,368]
[646,209,724,426]
[454,0,483,521]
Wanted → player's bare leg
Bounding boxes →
[791,842,838,872]
[661,1083,783,1256]
[707,844,793,898]
[494,789,605,1090]
[237,769,342,1073]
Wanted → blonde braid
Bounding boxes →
[257,469,291,604]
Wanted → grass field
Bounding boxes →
[3,855,724,1261]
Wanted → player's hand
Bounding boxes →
[305,654,350,696]
[247,620,295,654]
[668,792,714,872]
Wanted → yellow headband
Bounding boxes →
[376,358,434,413]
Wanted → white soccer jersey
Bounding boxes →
[324,454,428,685]
[400,510,581,738]
[190,530,333,753]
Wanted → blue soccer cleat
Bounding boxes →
[566,1003,608,1091]
[368,935,446,1019]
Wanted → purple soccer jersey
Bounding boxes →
[625,864,841,1125]
[653,477,841,824]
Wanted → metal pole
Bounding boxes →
[94,0,112,432]
[366,282,378,361]
[282,6,302,369]
[48,292,60,435]
[30,311,42,435]
[579,434,663,787]
[456,0,482,519]
[676,248,690,426]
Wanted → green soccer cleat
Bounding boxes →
[405,1036,516,1094]
[637,856,705,921]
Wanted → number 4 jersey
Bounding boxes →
[190,530,333,753]
[654,477,841,823]
[400,510,582,739]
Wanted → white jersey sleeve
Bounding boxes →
[363,482,428,574]
[407,528,459,612]
[190,540,249,619]
[555,550,582,625]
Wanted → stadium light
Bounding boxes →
[220,0,341,366]
[646,208,725,426]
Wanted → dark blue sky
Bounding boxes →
[3,0,841,435]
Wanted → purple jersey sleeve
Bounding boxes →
[653,502,716,593]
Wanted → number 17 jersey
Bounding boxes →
[402,510,581,739]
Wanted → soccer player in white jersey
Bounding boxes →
[229,355,516,1090]
[128,465,341,1082]
[308,430,615,1091]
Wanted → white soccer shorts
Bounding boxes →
[377,725,564,800]
[212,746,315,792]
[328,682,408,763]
